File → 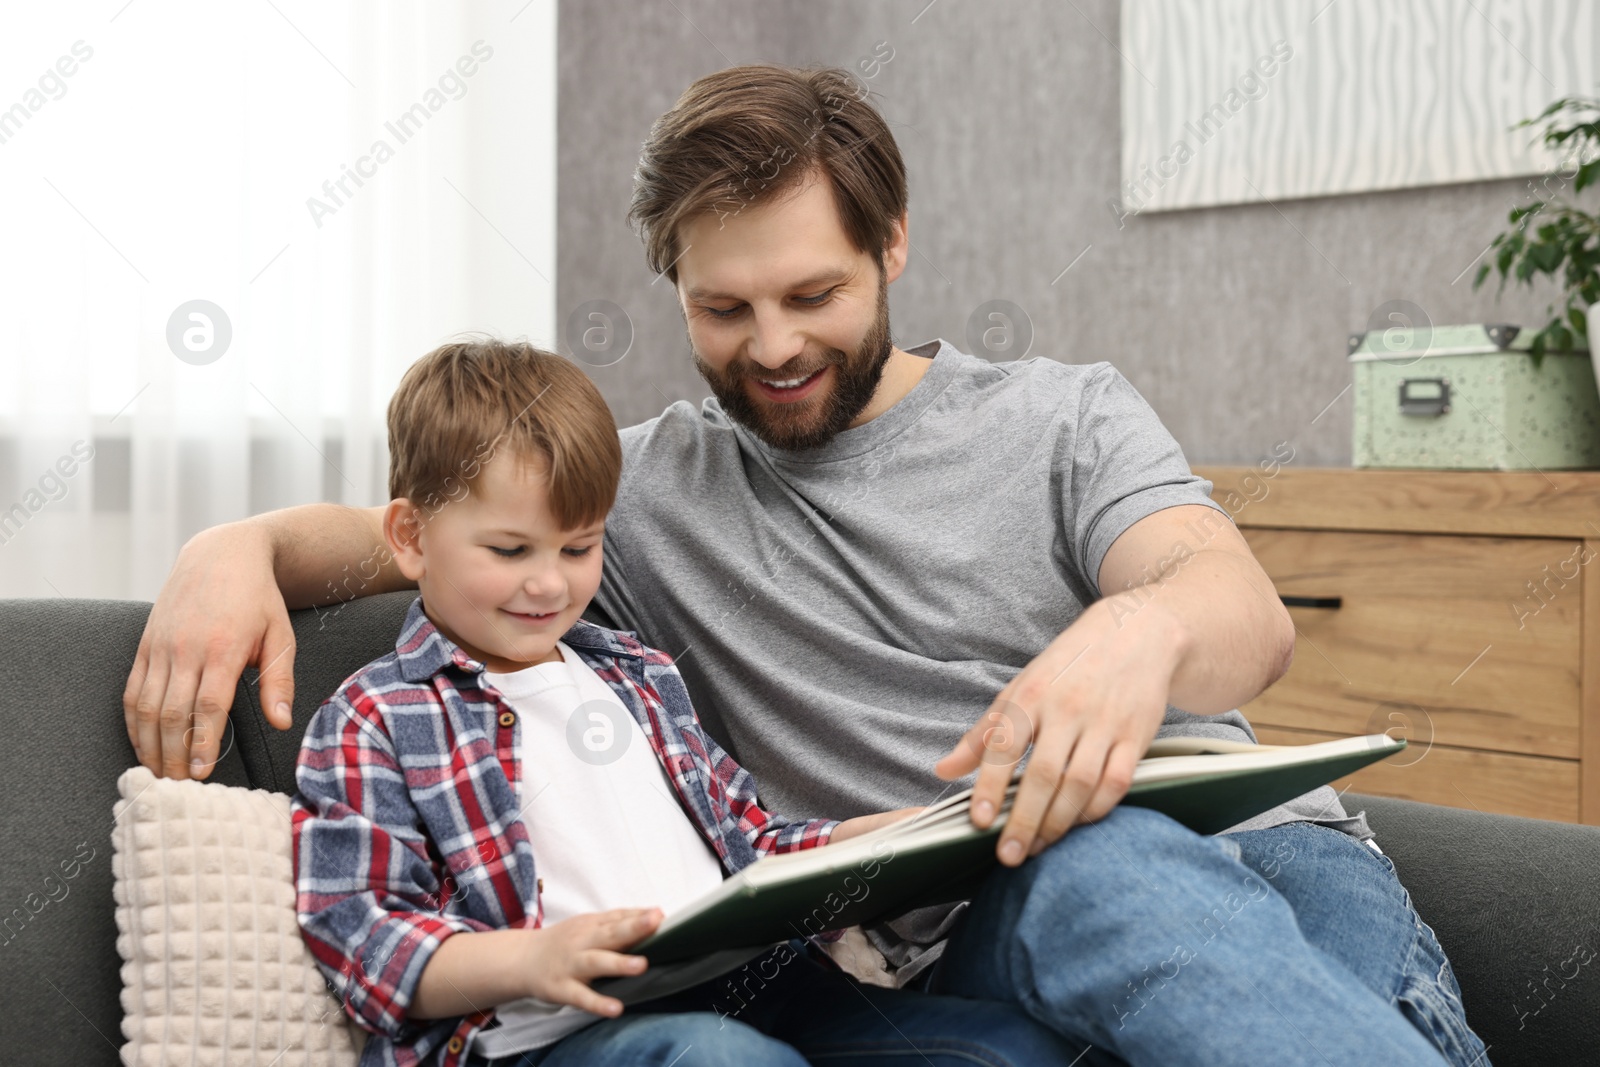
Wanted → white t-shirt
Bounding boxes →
[472,640,726,1058]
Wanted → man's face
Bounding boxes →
[675,172,901,451]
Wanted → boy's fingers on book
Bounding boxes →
[591,908,662,946]
[577,948,649,980]
[561,980,624,1018]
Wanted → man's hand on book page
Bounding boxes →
[932,595,1179,867]
[123,522,297,782]
[830,806,925,843]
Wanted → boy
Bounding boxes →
[291,339,1079,1067]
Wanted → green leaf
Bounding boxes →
[1576,158,1600,194]
[1478,95,1600,326]
[1498,242,1518,275]
[1530,242,1566,273]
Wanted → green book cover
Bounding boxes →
[605,733,1405,979]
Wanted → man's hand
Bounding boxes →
[935,596,1182,866]
[933,503,1295,868]
[122,522,297,780]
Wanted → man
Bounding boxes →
[125,65,1487,1066]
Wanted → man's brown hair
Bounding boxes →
[385,338,621,531]
[629,64,907,283]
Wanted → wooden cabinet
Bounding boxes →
[1194,465,1600,825]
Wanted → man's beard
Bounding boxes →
[691,274,894,452]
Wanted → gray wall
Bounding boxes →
[557,0,1564,467]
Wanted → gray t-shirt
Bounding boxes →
[584,338,1372,978]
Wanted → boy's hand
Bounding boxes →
[521,907,664,1017]
[830,806,923,843]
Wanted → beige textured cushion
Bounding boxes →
[112,766,367,1066]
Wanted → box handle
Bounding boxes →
[1280,595,1342,609]
[1398,377,1451,416]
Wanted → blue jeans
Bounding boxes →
[919,807,1492,1067]
[464,938,1084,1066]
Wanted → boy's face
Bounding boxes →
[385,450,605,673]
[674,169,907,452]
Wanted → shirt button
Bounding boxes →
[446,1035,465,1054]
[498,711,516,728]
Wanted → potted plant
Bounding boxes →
[1473,94,1600,375]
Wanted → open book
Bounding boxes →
[585,732,1405,1005]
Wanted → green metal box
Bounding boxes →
[1349,323,1600,470]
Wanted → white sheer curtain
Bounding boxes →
[0,1,556,600]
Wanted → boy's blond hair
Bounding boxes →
[385,338,622,531]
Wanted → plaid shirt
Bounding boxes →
[291,596,839,1067]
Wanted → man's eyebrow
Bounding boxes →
[685,268,851,303]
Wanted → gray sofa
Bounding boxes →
[3,590,1596,1065]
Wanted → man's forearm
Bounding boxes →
[239,503,412,610]
[1107,548,1295,716]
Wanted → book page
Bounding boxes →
[646,733,1402,947]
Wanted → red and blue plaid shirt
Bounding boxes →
[291,596,839,1067]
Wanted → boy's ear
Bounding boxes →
[384,498,426,582]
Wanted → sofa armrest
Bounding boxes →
[1346,790,1600,1065]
